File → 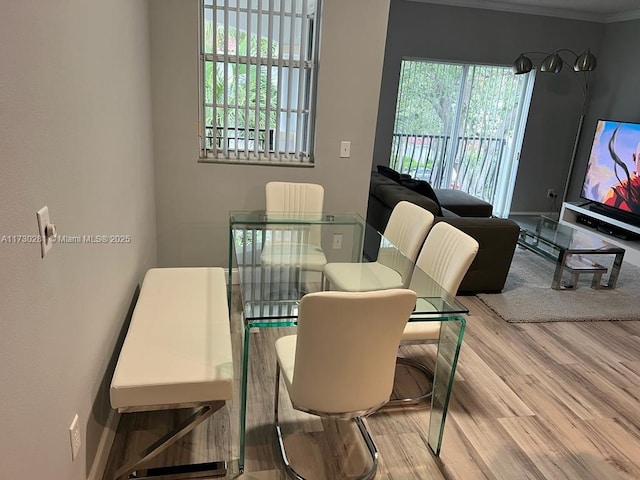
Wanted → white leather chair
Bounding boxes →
[323,201,434,291]
[274,289,417,480]
[261,182,327,287]
[392,221,479,406]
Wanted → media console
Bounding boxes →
[560,202,640,267]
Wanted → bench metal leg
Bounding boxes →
[114,402,227,480]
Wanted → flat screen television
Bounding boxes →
[581,119,640,224]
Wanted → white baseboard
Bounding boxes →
[509,211,550,216]
[87,409,120,480]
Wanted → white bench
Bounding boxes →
[110,267,233,480]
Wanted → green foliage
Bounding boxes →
[204,22,279,130]
[394,61,522,139]
[392,60,527,200]
[394,62,462,135]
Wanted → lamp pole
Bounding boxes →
[561,114,584,205]
[561,71,591,205]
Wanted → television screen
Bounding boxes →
[581,119,640,215]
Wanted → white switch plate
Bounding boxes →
[332,233,343,249]
[69,414,81,461]
[339,141,351,158]
[36,206,53,258]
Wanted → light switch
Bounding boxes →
[36,206,56,258]
[339,141,351,158]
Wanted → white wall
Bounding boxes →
[0,2,156,479]
[150,0,391,267]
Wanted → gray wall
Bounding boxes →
[375,0,605,214]
[151,0,391,267]
[0,2,156,479]
[568,18,640,201]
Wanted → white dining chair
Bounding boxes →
[274,288,417,480]
[260,182,328,286]
[391,221,478,406]
[323,201,434,291]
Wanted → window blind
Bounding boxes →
[200,0,319,165]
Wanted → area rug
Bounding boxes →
[477,247,640,323]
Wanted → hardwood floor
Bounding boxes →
[103,290,640,480]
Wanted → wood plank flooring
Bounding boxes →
[103,289,640,480]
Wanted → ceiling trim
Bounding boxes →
[606,9,640,23]
[407,0,640,24]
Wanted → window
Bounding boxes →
[391,60,534,217]
[199,0,321,165]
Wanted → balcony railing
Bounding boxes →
[205,126,275,153]
[390,133,507,203]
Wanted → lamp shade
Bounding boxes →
[574,49,597,72]
[540,53,563,73]
[513,54,533,74]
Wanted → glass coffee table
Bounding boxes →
[516,216,625,290]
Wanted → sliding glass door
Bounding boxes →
[391,60,534,217]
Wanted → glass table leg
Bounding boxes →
[228,224,234,312]
[428,316,465,456]
[238,323,251,473]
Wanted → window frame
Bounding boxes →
[198,0,321,166]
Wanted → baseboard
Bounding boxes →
[224,268,239,285]
[87,409,120,480]
[508,211,550,217]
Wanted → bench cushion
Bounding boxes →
[110,267,233,410]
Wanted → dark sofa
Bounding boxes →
[367,171,520,294]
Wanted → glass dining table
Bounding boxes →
[229,211,468,472]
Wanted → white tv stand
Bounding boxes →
[560,202,640,267]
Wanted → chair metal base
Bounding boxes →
[113,402,228,480]
[385,357,434,408]
[274,365,379,480]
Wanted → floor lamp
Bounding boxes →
[513,49,597,205]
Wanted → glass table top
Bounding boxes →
[517,215,625,261]
[230,211,366,225]
[230,214,469,324]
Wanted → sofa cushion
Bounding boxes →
[434,189,493,217]
[376,165,402,182]
[372,183,441,217]
[440,207,460,218]
[401,179,443,217]
[376,165,411,183]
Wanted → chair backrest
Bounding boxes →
[377,201,434,286]
[266,182,324,245]
[266,182,324,214]
[415,221,479,294]
[383,201,435,262]
[290,289,417,415]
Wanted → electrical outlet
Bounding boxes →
[69,414,81,461]
[547,189,557,199]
